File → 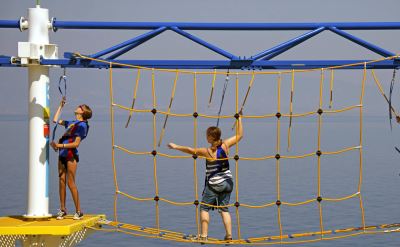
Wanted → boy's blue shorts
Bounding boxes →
[200,179,233,213]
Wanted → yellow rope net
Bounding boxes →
[78,53,400,245]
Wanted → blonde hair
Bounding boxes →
[206,126,223,152]
[80,104,92,120]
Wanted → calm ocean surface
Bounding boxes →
[1,116,399,246]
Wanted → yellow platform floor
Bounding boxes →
[0,215,105,236]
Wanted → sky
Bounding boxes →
[0,0,400,119]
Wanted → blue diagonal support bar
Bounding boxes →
[107,28,167,60]
[170,26,239,60]
[252,27,326,60]
[106,39,148,60]
[91,27,167,58]
[328,27,396,57]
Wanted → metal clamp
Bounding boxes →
[19,17,28,32]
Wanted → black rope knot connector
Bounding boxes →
[234,155,239,161]
[151,150,157,156]
[193,112,198,118]
[234,202,240,208]
[154,196,160,201]
[317,196,323,202]
[192,154,198,160]
[275,112,281,119]
[234,113,240,119]
[316,150,322,156]
[151,108,157,115]
[317,108,323,115]
[193,200,199,206]
[276,200,282,206]
[275,154,281,160]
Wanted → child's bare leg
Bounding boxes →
[67,160,81,212]
[58,162,67,211]
[200,210,210,237]
[220,211,232,238]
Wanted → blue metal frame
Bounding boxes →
[0,20,399,69]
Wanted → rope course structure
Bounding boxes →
[1,11,400,246]
[73,54,400,245]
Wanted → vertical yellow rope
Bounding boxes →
[317,68,325,238]
[329,69,334,109]
[193,72,200,237]
[234,73,242,240]
[276,73,283,240]
[287,70,295,151]
[109,63,119,222]
[151,68,160,234]
[358,63,367,231]
[231,71,256,130]
[125,68,141,128]
[158,70,179,147]
[208,69,217,107]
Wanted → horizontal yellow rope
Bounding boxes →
[282,111,315,118]
[324,192,360,202]
[158,198,194,206]
[240,202,276,209]
[240,155,276,161]
[114,145,151,155]
[117,190,153,202]
[117,192,363,209]
[114,103,361,119]
[323,146,361,155]
[325,105,361,114]
[115,145,359,160]
[113,103,152,113]
[75,53,400,75]
[280,153,315,159]
[282,198,316,206]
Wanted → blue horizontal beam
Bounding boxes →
[328,27,396,57]
[0,56,11,66]
[1,20,400,31]
[33,57,400,70]
[51,21,400,31]
[3,20,399,31]
[0,20,19,28]
[253,27,326,60]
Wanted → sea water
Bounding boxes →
[0,116,399,247]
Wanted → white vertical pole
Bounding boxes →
[25,5,51,218]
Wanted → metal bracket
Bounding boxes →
[19,17,28,32]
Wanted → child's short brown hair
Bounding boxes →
[81,104,92,120]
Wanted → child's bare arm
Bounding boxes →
[168,143,207,157]
[53,98,66,124]
[53,136,82,150]
[223,115,243,148]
